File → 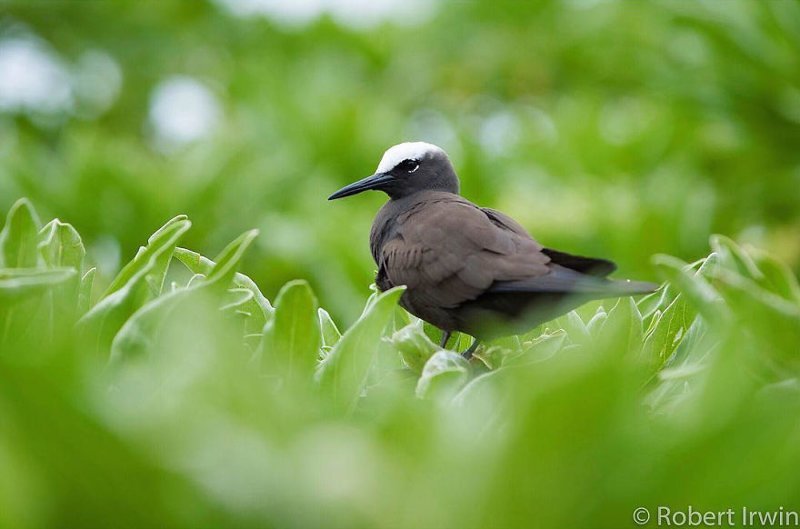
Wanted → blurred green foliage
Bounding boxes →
[2,2,800,526]
[1,0,799,324]
[2,198,800,528]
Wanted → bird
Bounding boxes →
[328,142,658,359]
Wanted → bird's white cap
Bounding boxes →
[376,142,445,174]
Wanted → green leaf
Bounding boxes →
[710,235,762,281]
[750,249,800,303]
[454,364,517,410]
[78,267,96,314]
[715,269,800,341]
[318,308,342,351]
[597,297,643,358]
[104,215,190,298]
[0,198,42,269]
[642,295,693,369]
[0,268,78,349]
[221,287,255,315]
[317,286,405,413]
[415,350,470,400]
[174,243,272,318]
[389,319,438,374]
[110,230,261,363]
[220,288,265,345]
[37,219,85,271]
[260,280,320,382]
[559,310,589,345]
[0,268,77,305]
[653,254,724,325]
[78,218,191,355]
[637,285,672,319]
[586,307,607,336]
[504,330,568,367]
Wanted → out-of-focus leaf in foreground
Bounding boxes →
[317,286,405,413]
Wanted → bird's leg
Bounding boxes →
[462,339,480,360]
[439,331,452,349]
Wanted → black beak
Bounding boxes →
[328,172,393,200]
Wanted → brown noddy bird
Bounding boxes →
[329,142,658,358]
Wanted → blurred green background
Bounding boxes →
[3,3,800,529]
[1,0,799,325]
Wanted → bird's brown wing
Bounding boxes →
[380,197,550,308]
[481,207,617,277]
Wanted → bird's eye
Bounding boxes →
[397,159,420,173]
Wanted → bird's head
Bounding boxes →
[328,142,459,201]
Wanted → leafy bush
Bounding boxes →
[4,1,799,325]
[1,198,799,528]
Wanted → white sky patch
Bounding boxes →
[214,0,436,30]
[0,37,72,114]
[149,76,221,148]
[376,142,444,173]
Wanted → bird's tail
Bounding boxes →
[490,272,659,298]
[603,279,659,297]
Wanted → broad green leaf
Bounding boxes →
[661,316,710,370]
[219,286,267,339]
[504,330,568,367]
[454,363,518,410]
[695,252,720,279]
[221,287,255,315]
[750,249,800,303]
[637,285,672,319]
[714,268,800,360]
[474,344,505,370]
[109,287,190,363]
[177,230,260,289]
[642,295,693,369]
[559,310,589,345]
[489,335,522,354]
[260,280,320,382]
[318,308,342,351]
[644,309,661,337]
[174,243,272,319]
[415,350,470,400]
[711,235,762,281]
[104,216,190,298]
[187,273,206,287]
[0,268,77,305]
[317,286,404,413]
[37,219,85,271]
[389,319,438,374]
[0,268,77,350]
[111,231,261,363]
[653,254,725,325]
[586,307,607,336]
[597,297,643,358]
[79,218,190,355]
[0,198,42,269]
[391,304,414,331]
